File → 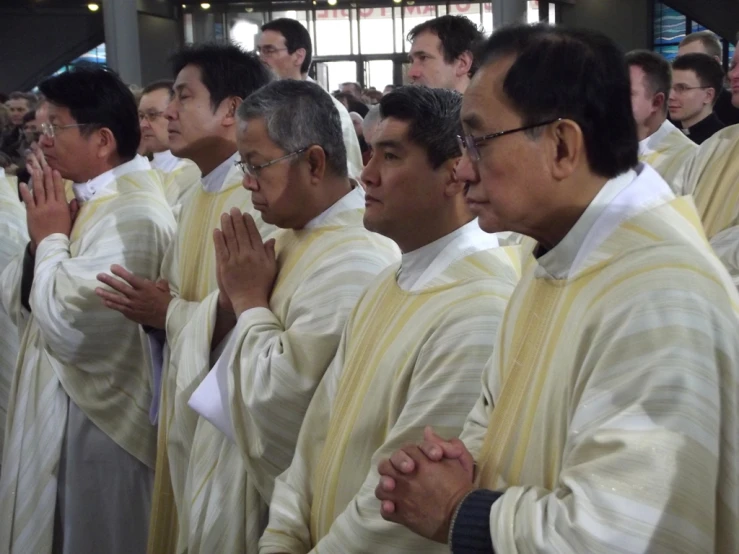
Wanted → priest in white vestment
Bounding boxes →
[376,25,738,554]
[94,44,276,554]
[260,86,519,554]
[626,50,697,193]
[138,80,201,209]
[0,168,27,470]
[177,78,399,553]
[0,67,175,554]
[673,46,739,286]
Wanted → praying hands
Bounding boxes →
[375,427,478,544]
[20,151,79,254]
[213,208,277,318]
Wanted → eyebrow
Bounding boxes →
[462,112,485,132]
[409,50,433,59]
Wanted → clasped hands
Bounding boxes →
[94,208,275,328]
[213,208,276,317]
[20,149,79,255]
[374,427,478,544]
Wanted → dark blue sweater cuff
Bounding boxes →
[450,489,503,554]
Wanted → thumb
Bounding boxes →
[265,238,276,261]
[69,199,79,221]
[424,426,465,458]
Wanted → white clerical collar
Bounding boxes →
[151,150,182,173]
[639,119,678,157]
[398,219,499,291]
[72,155,151,203]
[536,164,674,279]
[304,182,364,230]
[201,152,239,193]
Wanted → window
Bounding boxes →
[652,0,732,65]
[315,9,352,56]
[359,9,394,54]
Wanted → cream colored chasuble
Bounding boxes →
[147,152,278,554]
[462,164,738,554]
[0,169,27,467]
[261,222,521,554]
[638,119,696,194]
[0,157,176,554]
[174,187,399,554]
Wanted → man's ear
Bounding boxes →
[221,96,244,128]
[293,48,306,70]
[96,127,118,160]
[456,51,474,77]
[444,156,466,197]
[549,118,584,182]
[306,144,327,184]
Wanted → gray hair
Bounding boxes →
[237,80,347,177]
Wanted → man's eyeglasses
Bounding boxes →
[40,122,89,139]
[138,111,165,123]
[256,46,288,57]
[235,147,309,178]
[671,84,710,95]
[456,118,563,162]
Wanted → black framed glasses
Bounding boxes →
[457,118,563,162]
[234,147,309,178]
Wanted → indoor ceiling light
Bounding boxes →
[200,2,211,9]
[393,0,402,4]
[87,2,99,11]
[327,0,337,5]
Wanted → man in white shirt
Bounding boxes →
[138,80,200,207]
[375,23,738,554]
[94,43,275,554]
[407,15,483,93]
[626,49,696,192]
[0,66,175,554]
[257,17,364,179]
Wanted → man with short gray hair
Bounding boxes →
[180,78,400,553]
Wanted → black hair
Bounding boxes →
[625,50,672,113]
[476,23,638,178]
[38,66,140,160]
[261,18,313,74]
[22,110,36,124]
[170,43,272,111]
[672,52,726,105]
[142,79,175,96]
[379,85,463,169]
[408,15,484,76]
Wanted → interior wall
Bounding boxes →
[0,9,103,92]
[138,13,183,86]
[559,0,651,53]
